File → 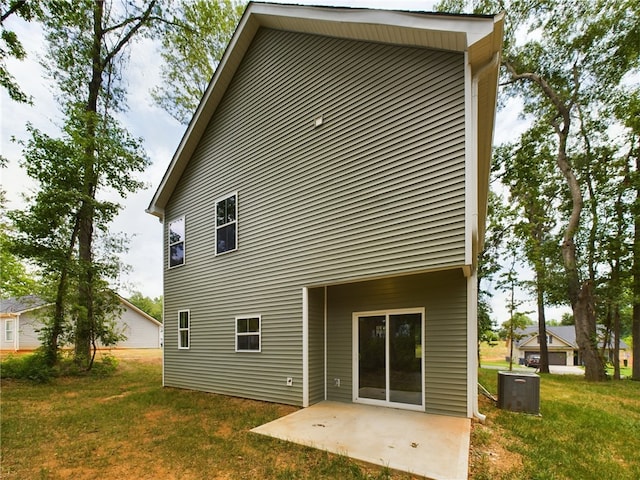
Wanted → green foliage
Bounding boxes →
[0,349,119,382]
[8,1,164,368]
[153,0,245,124]
[0,192,38,297]
[0,0,43,103]
[0,350,54,382]
[127,291,163,322]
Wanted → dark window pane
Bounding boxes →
[217,224,236,253]
[237,334,259,351]
[216,201,226,226]
[237,318,248,333]
[180,330,189,348]
[169,218,184,243]
[226,196,236,223]
[179,312,189,329]
[248,317,259,332]
[170,243,184,267]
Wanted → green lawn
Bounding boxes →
[474,368,640,480]
[2,356,638,479]
[0,356,409,480]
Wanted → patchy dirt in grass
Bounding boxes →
[468,397,526,479]
[96,348,162,364]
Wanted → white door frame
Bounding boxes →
[352,307,425,411]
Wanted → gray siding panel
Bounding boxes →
[326,270,468,417]
[308,287,325,405]
[163,28,466,407]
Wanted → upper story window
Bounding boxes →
[168,217,185,268]
[215,193,237,255]
[178,310,190,349]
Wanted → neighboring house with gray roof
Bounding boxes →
[0,295,162,351]
[147,3,504,419]
[513,325,629,366]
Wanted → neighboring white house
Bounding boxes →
[513,325,629,366]
[0,295,162,351]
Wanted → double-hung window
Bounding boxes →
[168,217,185,267]
[5,319,14,342]
[235,316,261,352]
[215,193,237,254]
[178,310,190,349]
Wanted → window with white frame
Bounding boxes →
[5,319,14,342]
[178,310,190,349]
[168,217,185,268]
[235,315,260,352]
[215,193,237,254]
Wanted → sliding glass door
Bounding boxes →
[354,309,424,410]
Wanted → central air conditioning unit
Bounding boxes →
[497,371,540,415]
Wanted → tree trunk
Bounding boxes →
[613,304,621,380]
[537,282,550,373]
[574,281,606,381]
[75,0,103,367]
[633,153,640,381]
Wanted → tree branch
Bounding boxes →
[1,0,28,23]
[101,0,158,70]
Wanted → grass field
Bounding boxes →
[0,353,410,480]
[2,351,639,479]
[472,368,640,480]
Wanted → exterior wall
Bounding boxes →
[163,28,467,406]
[104,305,161,349]
[308,287,326,405]
[1,305,160,351]
[16,312,43,349]
[324,270,468,417]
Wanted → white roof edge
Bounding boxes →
[118,295,163,326]
[147,2,504,216]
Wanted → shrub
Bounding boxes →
[0,350,55,383]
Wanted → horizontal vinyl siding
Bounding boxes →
[164,28,467,406]
[308,287,325,405]
[326,270,468,417]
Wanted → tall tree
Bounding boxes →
[12,1,167,368]
[152,0,245,124]
[438,0,639,381]
[495,127,564,374]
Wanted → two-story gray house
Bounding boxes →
[148,2,503,419]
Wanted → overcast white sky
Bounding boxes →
[1,0,568,324]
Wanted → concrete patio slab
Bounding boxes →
[251,401,470,480]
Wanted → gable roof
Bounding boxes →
[0,295,50,315]
[0,295,161,327]
[118,296,163,326]
[516,325,629,350]
[147,1,504,245]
